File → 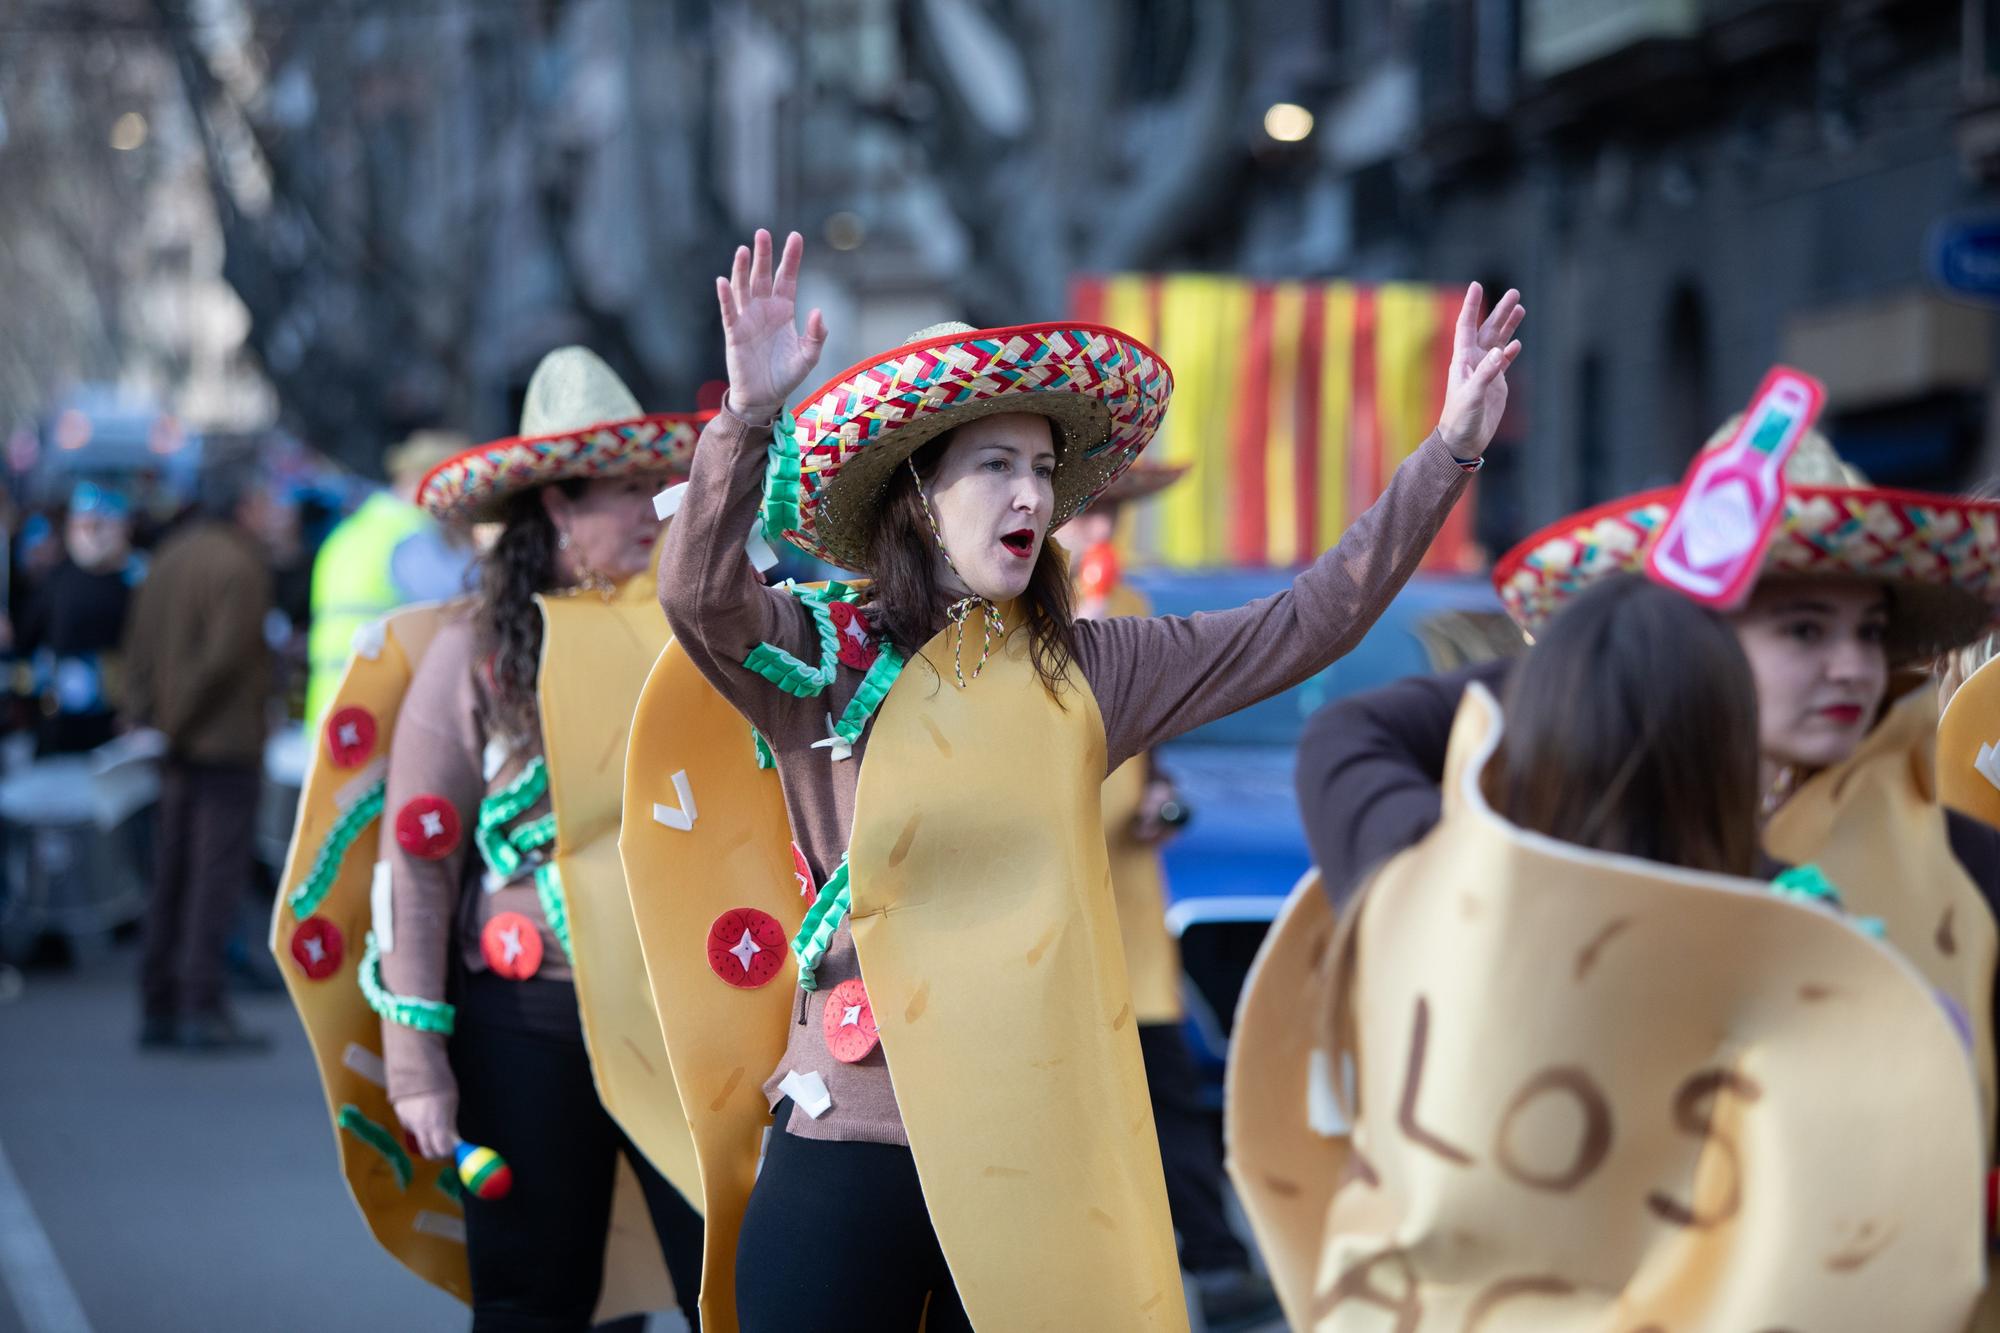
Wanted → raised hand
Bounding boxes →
[1436,283,1524,459]
[717,229,829,423]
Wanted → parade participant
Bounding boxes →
[1294,410,2000,1124]
[629,228,1519,1330]
[274,347,705,1330]
[1062,461,1278,1327]
[1229,574,1986,1330]
[305,429,475,726]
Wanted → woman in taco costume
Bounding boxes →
[633,229,1521,1330]
[1294,411,2000,1109]
[1063,461,1278,1326]
[1231,573,1987,1330]
[276,346,706,1329]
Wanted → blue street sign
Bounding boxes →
[1928,211,2000,301]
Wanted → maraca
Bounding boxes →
[456,1141,513,1201]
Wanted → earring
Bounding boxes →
[557,530,572,551]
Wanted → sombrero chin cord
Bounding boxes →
[908,456,1003,688]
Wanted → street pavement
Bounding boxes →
[0,938,1277,1333]
[0,938,466,1333]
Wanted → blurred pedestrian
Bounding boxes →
[125,456,277,1052]
[304,430,474,726]
[18,482,145,756]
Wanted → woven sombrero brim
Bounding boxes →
[782,323,1174,570]
[419,412,707,524]
[1494,484,2000,662]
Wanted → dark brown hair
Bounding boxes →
[474,479,588,740]
[864,431,1079,697]
[1484,573,1761,877]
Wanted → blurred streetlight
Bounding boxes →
[109,112,148,152]
[824,211,867,252]
[1263,102,1314,145]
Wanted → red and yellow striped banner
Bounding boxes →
[1072,274,1477,571]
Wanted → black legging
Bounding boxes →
[450,990,704,1332]
[735,1101,972,1332]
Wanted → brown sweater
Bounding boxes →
[659,406,1471,1143]
[377,610,570,1102]
[122,521,272,766]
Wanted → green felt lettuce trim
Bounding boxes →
[752,728,776,770]
[338,1103,413,1190]
[535,862,574,962]
[475,759,550,880]
[436,1165,466,1203]
[359,932,457,1034]
[789,856,851,993]
[511,814,557,855]
[289,778,386,919]
[833,641,907,749]
[743,591,840,697]
[760,411,803,544]
[1771,863,1886,939]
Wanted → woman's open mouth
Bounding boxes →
[1817,703,1864,726]
[1000,529,1035,559]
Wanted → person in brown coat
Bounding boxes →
[125,457,277,1051]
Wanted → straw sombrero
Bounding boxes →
[1092,460,1190,508]
[1495,420,2000,661]
[762,321,1173,570]
[419,348,706,523]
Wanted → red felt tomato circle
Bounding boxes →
[395,796,462,860]
[706,908,786,989]
[828,600,879,670]
[324,706,378,768]
[821,978,880,1063]
[481,911,544,981]
[290,916,345,980]
[792,843,817,902]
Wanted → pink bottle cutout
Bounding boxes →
[1646,365,1826,610]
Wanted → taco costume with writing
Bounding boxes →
[627,320,1475,1329]
[1493,424,2000,1137]
[273,347,705,1321]
[1231,685,1986,1331]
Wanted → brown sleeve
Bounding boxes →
[171,549,270,738]
[376,619,484,1102]
[656,406,817,735]
[1076,432,1471,773]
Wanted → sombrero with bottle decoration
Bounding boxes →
[1494,377,2000,663]
[419,347,707,524]
[758,320,1174,570]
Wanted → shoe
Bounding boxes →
[138,1014,179,1049]
[1192,1266,1280,1331]
[175,1013,273,1053]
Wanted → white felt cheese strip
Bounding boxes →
[777,1069,832,1119]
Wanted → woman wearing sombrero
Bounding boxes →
[1288,398,2000,1146]
[277,347,707,1329]
[638,228,1521,1330]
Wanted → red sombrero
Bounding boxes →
[420,347,707,524]
[760,321,1173,570]
[1495,423,2000,661]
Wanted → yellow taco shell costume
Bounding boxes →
[1229,686,1985,1331]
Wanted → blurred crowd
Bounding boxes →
[0,431,478,1047]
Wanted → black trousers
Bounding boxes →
[735,1101,972,1333]
[1140,1021,1249,1273]
[451,990,705,1333]
[140,759,259,1019]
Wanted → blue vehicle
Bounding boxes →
[1127,569,1521,1101]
